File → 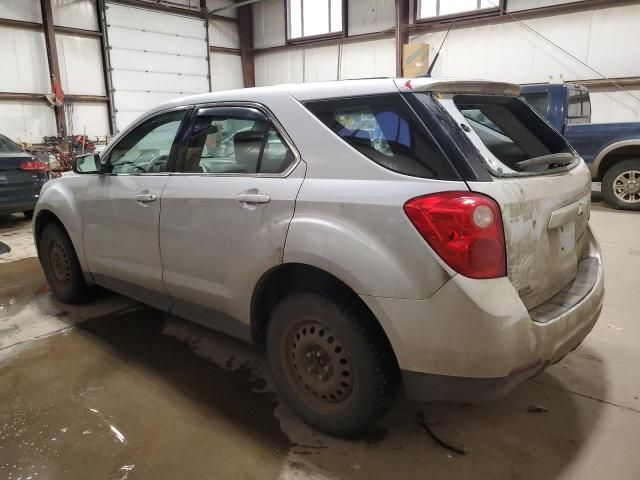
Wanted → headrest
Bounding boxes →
[234,130,264,167]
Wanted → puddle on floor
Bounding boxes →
[0,258,47,323]
[0,308,290,479]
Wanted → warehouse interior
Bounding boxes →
[1,0,640,479]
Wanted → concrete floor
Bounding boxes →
[0,194,639,480]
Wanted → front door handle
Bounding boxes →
[135,192,157,203]
[236,189,271,205]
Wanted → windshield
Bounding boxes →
[0,135,24,154]
[450,94,576,175]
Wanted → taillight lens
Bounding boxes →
[20,160,48,173]
[403,192,506,279]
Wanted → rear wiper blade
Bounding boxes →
[515,153,576,170]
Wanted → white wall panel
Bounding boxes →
[105,2,209,132]
[340,38,395,79]
[411,4,640,84]
[303,45,340,82]
[52,0,99,30]
[210,53,243,91]
[0,27,50,93]
[66,102,110,137]
[253,0,286,49]
[55,34,106,95]
[0,101,56,143]
[348,0,395,36]
[255,50,304,86]
[208,18,239,48]
[0,0,41,23]
[590,90,640,124]
[207,0,237,18]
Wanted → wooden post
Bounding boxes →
[40,0,67,138]
[395,0,410,77]
[237,4,255,88]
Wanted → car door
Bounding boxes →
[160,105,305,339]
[82,107,191,310]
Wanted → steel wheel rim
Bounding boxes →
[613,170,640,204]
[48,240,71,288]
[282,320,354,412]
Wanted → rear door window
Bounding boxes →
[182,107,295,174]
[305,94,459,180]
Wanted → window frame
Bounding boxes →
[414,0,503,25]
[173,101,301,178]
[285,0,347,45]
[99,105,193,176]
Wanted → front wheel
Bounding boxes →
[266,292,397,437]
[602,159,640,210]
[39,223,91,304]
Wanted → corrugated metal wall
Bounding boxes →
[252,0,640,124]
[0,0,244,142]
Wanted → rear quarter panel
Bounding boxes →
[564,123,640,177]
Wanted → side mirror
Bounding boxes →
[72,153,102,174]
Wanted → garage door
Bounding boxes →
[105,2,210,132]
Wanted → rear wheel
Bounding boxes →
[602,159,640,210]
[23,210,34,219]
[39,223,91,303]
[266,292,397,437]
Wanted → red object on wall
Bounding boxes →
[50,79,64,107]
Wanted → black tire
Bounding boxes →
[23,210,34,219]
[602,159,640,211]
[39,223,91,304]
[266,292,397,437]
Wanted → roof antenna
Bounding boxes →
[423,23,453,78]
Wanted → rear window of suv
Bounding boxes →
[444,94,577,176]
[304,94,460,180]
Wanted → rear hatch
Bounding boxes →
[402,80,591,309]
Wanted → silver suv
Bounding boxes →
[34,79,604,437]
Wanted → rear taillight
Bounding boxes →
[20,160,48,173]
[403,192,506,279]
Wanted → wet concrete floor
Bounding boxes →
[0,195,639,480]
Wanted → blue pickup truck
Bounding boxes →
[521,83,640,210]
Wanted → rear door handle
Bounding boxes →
[135,193,157,203]
[236,190,271,205]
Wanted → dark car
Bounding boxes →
[0,134,48,219]
[521,83,640,210]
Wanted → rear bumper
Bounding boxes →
[361,225,604,402]
[0,196,39,215]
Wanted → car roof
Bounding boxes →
[143,77,522,119]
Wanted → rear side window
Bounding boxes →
[452,94,574,174]
[567,89,591,125]
[0,135,24,154]
[305,94,459,180]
